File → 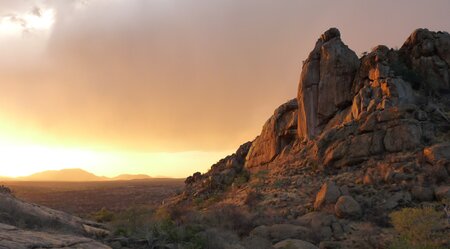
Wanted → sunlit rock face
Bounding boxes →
[245,99,298,169]
[297,28,359,140]
[311,28,450,169]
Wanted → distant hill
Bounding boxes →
[17,169,109,182]
[112,174,151,181]
[1,169,157,182]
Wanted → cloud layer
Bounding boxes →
[1,0,450,153]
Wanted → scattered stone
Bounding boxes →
[424,143,450,164]
[411,186,434,202]
[319,241,342,249]
[334,196,362,218]
[384,191,412,210]
[434,186,450,201]
[250,224,312,243]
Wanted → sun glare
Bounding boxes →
[0,142,105,177]
[0,8,55,36]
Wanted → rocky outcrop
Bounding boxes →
[0,193,106,236]
[310,29,450,169]
[297,28,359,139]
[0,223,110,249]
[174,28,450,249]
[184,141,252,197]
[399,28,450,92]
[0,194,110,248]
[245,99,298,168]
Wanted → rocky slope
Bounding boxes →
[172,28,450,249]
[0,189,111,248]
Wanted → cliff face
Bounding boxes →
[297,28,359,140]
[245,99,298,169]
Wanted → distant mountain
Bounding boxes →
[1,169,157,182]
[112,174,152,180]
[17,168,109,182]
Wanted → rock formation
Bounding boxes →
[0,192,110,248]
[0,223,110,249]
[171,28,450,249]
[245,99,298,168]
[297,28,359,139]
[184,142,252,196]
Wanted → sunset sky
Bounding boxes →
[1,0,450,178]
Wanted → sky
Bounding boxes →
[0,0,449,178]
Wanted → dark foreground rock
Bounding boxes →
[0,223,110,249]
[0,192,110,248]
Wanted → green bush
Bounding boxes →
[389,207,446,249]
[233,171,250,187]
[110,206,155,237]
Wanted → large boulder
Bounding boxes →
[274,239,319,249]
[334,196,362,218]
[434,185,450,201]
[423,143,450,164]
[314,182,341,209]
[399,28,450,92]
[297,28,360,139]
[246,99,298,168]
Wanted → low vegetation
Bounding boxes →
[95,203,258,249]
[389,206,448,249]
[4,180,183,217]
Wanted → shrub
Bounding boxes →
[233,171,250,188]
[110,206,155,237]
[92,207,114,223]
[251,170,269,190]
[389,207,446,249]
[273,178,290,189]
[203,204,254,236]
[0,185,13,196]
[244,190,262,210]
